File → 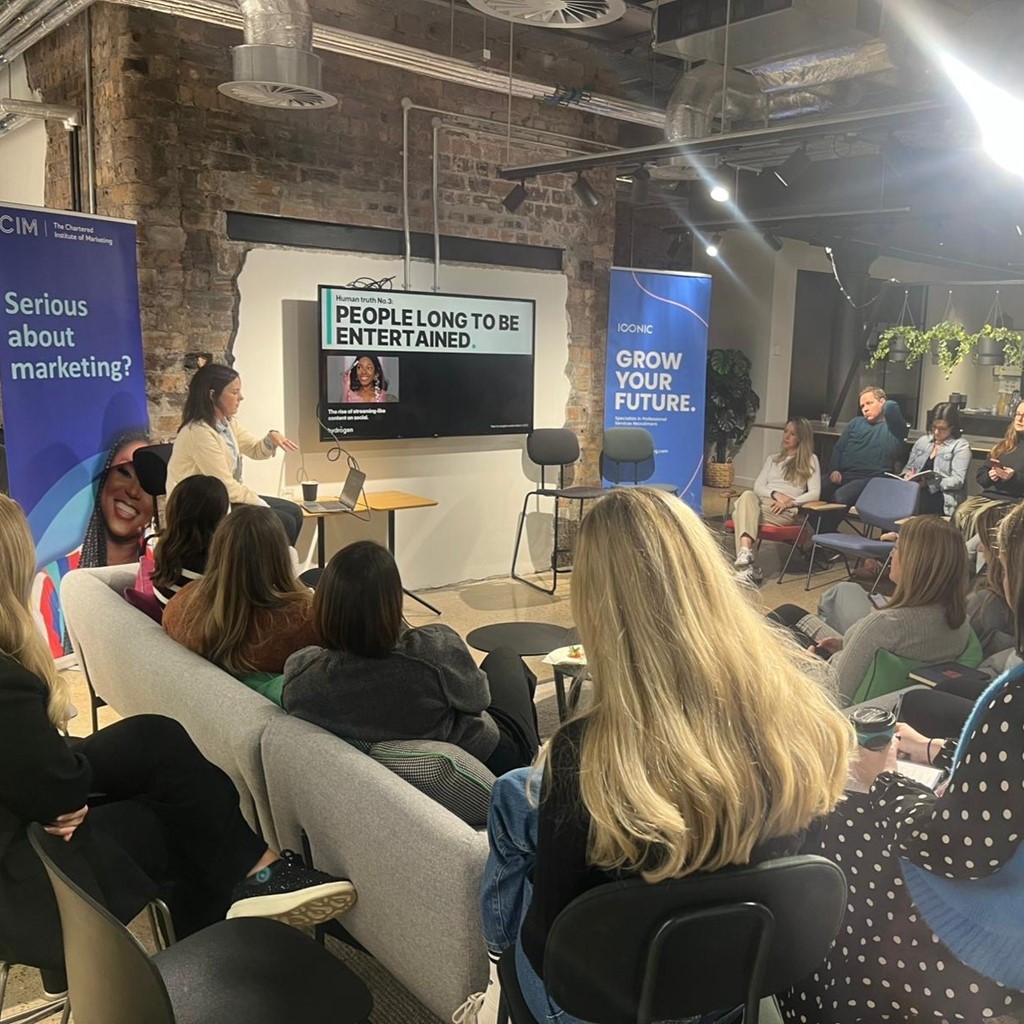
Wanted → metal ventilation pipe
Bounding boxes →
[0,96,78,127]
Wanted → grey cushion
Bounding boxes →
[358,739,494,827]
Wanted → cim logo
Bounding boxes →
[0,214,40,236]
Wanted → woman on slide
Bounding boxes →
[342,353,397,404]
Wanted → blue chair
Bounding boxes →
[600,428,678,494]
[805,477,920,591]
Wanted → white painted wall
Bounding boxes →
[234,248,571,589]
[0,59,46,207]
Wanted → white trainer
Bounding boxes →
[734,547,755,568]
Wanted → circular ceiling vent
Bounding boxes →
[466,0,625,29]
[218,81,337,110]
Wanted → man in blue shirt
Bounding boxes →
[817,387,908,532]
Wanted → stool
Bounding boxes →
[466,622,577,657]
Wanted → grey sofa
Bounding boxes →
[61,565,491,1020]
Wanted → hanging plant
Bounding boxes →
[927,321,976,378]
[977,324,1024,367]
[868,325,933,370]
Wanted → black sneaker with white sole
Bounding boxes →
[226,850,357,928]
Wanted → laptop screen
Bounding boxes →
[340,467,366,509]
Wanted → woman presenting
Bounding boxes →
[167,364,304,545]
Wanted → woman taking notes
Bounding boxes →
[901,401,971,516]
[167,363,303,545]
[733,417,819,580]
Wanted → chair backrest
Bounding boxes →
[526,429,580,468]
[27,824,176,1024]
[601,427,656,485]
[852,628,984,704]
[132,443,172,499]
[851,476,920,532]
[544,855,846,1024]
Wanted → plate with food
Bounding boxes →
[543,644,587,667]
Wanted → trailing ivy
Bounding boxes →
[868,321,1024,378]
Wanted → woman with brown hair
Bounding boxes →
[772,515,973,701]
[954,398,1024,538]
[282,540,538,775]
[163,505,315,675]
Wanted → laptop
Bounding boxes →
[302,467,366,514]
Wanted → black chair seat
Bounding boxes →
[467,622,578,657]
[154,917,373,1024]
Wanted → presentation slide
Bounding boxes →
[318,286,535,441]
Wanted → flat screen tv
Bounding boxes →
[318,286,535,442]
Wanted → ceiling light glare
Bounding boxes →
[709,182,730,203]
[502,182,528,213]
[572,173,600,208]
[705,233,722,258]
[1017,223,1023,237]
[773,145,811,188]
[941,52,1024,178]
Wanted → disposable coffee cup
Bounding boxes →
[301,481,319,502]
[849,705,896,751]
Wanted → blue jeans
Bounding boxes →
[480,768,724,1024]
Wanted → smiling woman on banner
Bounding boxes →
[342,353,398,405]
[166,364,304,546]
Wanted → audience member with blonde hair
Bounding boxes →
[0,495,356,981]
[771,516,973,701]
[163,504,314,675]
[733,416,819,581]
[464,488,853,1024]
[966,501,1016,659]
[781,503,1024,1023]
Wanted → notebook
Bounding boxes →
[906,662,992,689]
[302,468,366,514]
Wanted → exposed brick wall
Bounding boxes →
[25,1,671,479]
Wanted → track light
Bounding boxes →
[502,182,528,213]
[572,173,600,208]
[709,181,730,203]
[631,165,651,205]
[763,231,783,252]
[773,145,811,187]
[705,233,722,258]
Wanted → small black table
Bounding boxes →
[466,622,578,656]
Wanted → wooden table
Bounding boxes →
[302,489,440,613]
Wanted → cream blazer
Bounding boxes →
[166,419,275,505]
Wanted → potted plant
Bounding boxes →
[704,348,760,488]
[927,321,976,378]
[869,325,931,370]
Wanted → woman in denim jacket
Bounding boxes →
[902,402,971,516]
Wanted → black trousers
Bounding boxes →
[481,647,541,777]
[73,715,266,938]
[261,494,303,546]
[817,470,877,534]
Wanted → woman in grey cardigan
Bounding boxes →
[772,516,973,702]
[281,541,539,775]
[900,402,971,517]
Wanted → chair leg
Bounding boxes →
[511,492,556,595]
[805,541,817,591]
[147,899,176,951]
[509,494,531,579]
[870,551,894,595]
[778,522,807,584]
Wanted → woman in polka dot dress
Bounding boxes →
[780,505,1024,1024]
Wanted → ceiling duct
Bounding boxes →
[218,0,336,110]
[0,96,78,125]
[465,0,626,30]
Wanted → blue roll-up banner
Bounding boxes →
[0,204,149,656]
[604,268,712,511]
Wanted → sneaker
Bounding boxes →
[226,850,357,928]
[734,565,763,588]
[734,547,754,568]
[453,959,501,1024]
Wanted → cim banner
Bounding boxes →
[604,268,712,511]
[0,204,149,655]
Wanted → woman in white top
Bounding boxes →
[166,364,303,544]
[734,416,820,574]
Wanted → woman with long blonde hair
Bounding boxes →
[0,495,356,979]
[466,488,852,1024]
[772,515,973,702]
[163,504,314,675]
[733,416,819,582]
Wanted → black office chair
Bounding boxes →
[28,824,373,1024]
[600,427,679,494]
[132,443,173,533]
[510,429,605,595]
[496,854,846,1024]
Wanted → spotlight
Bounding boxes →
[1017,223,1023,237]
[773,145,811,187]
[572,173,600,208]
[709,181,730,203]
[705,233,722,258]
[631,165,651,205]
[763,231,783,252]
[502,182,528,213]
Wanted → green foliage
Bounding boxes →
[868,321,1024,378]
[705,349,760,464]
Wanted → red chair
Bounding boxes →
[723,517,810,584]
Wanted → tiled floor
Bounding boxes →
[5,493,849,1022]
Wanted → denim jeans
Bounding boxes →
[480,768,724,1024]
